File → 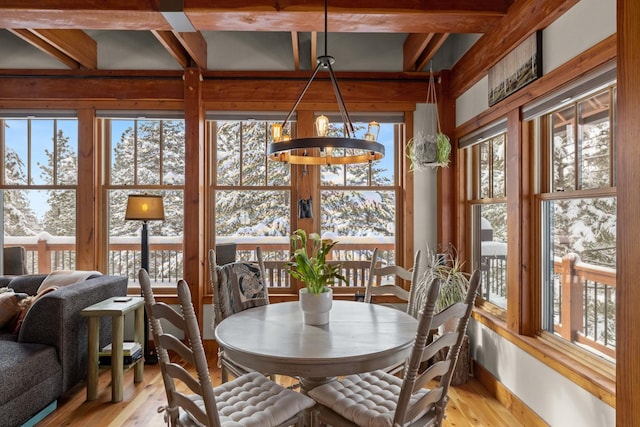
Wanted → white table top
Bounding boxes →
[214,300,418,380]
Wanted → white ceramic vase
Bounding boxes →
[299,287,333,325]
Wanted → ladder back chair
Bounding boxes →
[365,248,423,318]
[208,247,269,382]
[309,269,481,427]
[139,269,315,427]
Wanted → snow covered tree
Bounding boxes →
[215,121,290,238]
[3,145,39,236]
[39,129,77,236]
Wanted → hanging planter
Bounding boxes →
[407,70,452,171]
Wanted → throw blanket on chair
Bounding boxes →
[212,262,267,328]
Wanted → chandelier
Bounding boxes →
[267,0,385,165]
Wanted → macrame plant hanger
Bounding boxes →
[407,63,451,171]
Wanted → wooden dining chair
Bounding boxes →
[365,248,423,318]
[139,269,315,427]
[309,269,481,427]
[208,247,269,382]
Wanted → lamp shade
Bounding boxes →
[125,195,165,221]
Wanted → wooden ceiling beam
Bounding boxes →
[7,29,97,69]
[152,30,207,69]
[174,31,207,69]
[414,33,449,72]
[8,29,80,69]
[152,30,191,68]
[451,0,580,98]
[403,33,434,72]
[0,0,512,33]
[291,31,300,71]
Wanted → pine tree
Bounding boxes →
[39,129,77,236]
[3,146,39,236]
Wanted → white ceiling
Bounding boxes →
[0,29,479,72]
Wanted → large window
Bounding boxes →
[467,132,508,310]
[538,86,616,361]
[1,116,78,274]
[211,119,293,290]
[320,120,401,272]
[101,118,185,286]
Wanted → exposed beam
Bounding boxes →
[451,0,580,98]
[8,29,80,69]
[0,0,511,33]
[152,30,191,68]
[310,31,317,69]
[291,31,300,71]
[152,30,207,69]
[403,33,434,72]
[7,29,97,69]
[414,33,449,72]
[174,31,207,69]
[403,33,449,72]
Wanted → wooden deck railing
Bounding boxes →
[5,237,614,355]
[3,235,394,290]
[481,252,615,357]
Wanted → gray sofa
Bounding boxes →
[0,273,128,427]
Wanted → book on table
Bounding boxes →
[99,342,142,366]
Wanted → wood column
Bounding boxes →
[183,68,205,321]
[76,108,97,270]
[436,71,459,254]
[616,0,640,423]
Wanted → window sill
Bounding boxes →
[472,307,616,408]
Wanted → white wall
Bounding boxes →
[412,103,438,254]
[457,0,616,126]
[453,0,617,425]
[469,321,615,426]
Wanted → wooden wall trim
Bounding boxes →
[436,70,458,252]
[505,108,525,333]
[454,34,616,140]
[616,0,640,423]
[472,309,616,407]
[450,0,580,99]
[473,361,549,427]
[76,108,97,270]
[183,68,205,324]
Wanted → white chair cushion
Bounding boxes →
[308,370,430,427]
[188,372,314,427]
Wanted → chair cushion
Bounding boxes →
[214,372,314,426]
[308,370,430,427]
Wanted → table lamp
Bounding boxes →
[125,194,165,364]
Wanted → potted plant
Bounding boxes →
[420,244,472,385]
[406,67,452,171]
[286,229,347,325]
[424,245,469,314]
[406,131,451,171]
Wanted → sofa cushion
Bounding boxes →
[0,340,62,406]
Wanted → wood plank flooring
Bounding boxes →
[36,357,523,427]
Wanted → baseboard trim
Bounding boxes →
[473,361,549,427]
[21,400,57,427]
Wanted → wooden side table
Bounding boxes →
[80,296,145,402]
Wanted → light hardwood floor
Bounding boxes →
[37,357,522,427]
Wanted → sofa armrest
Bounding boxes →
[18,275,128,392]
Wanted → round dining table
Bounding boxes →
[214,300,418,392]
